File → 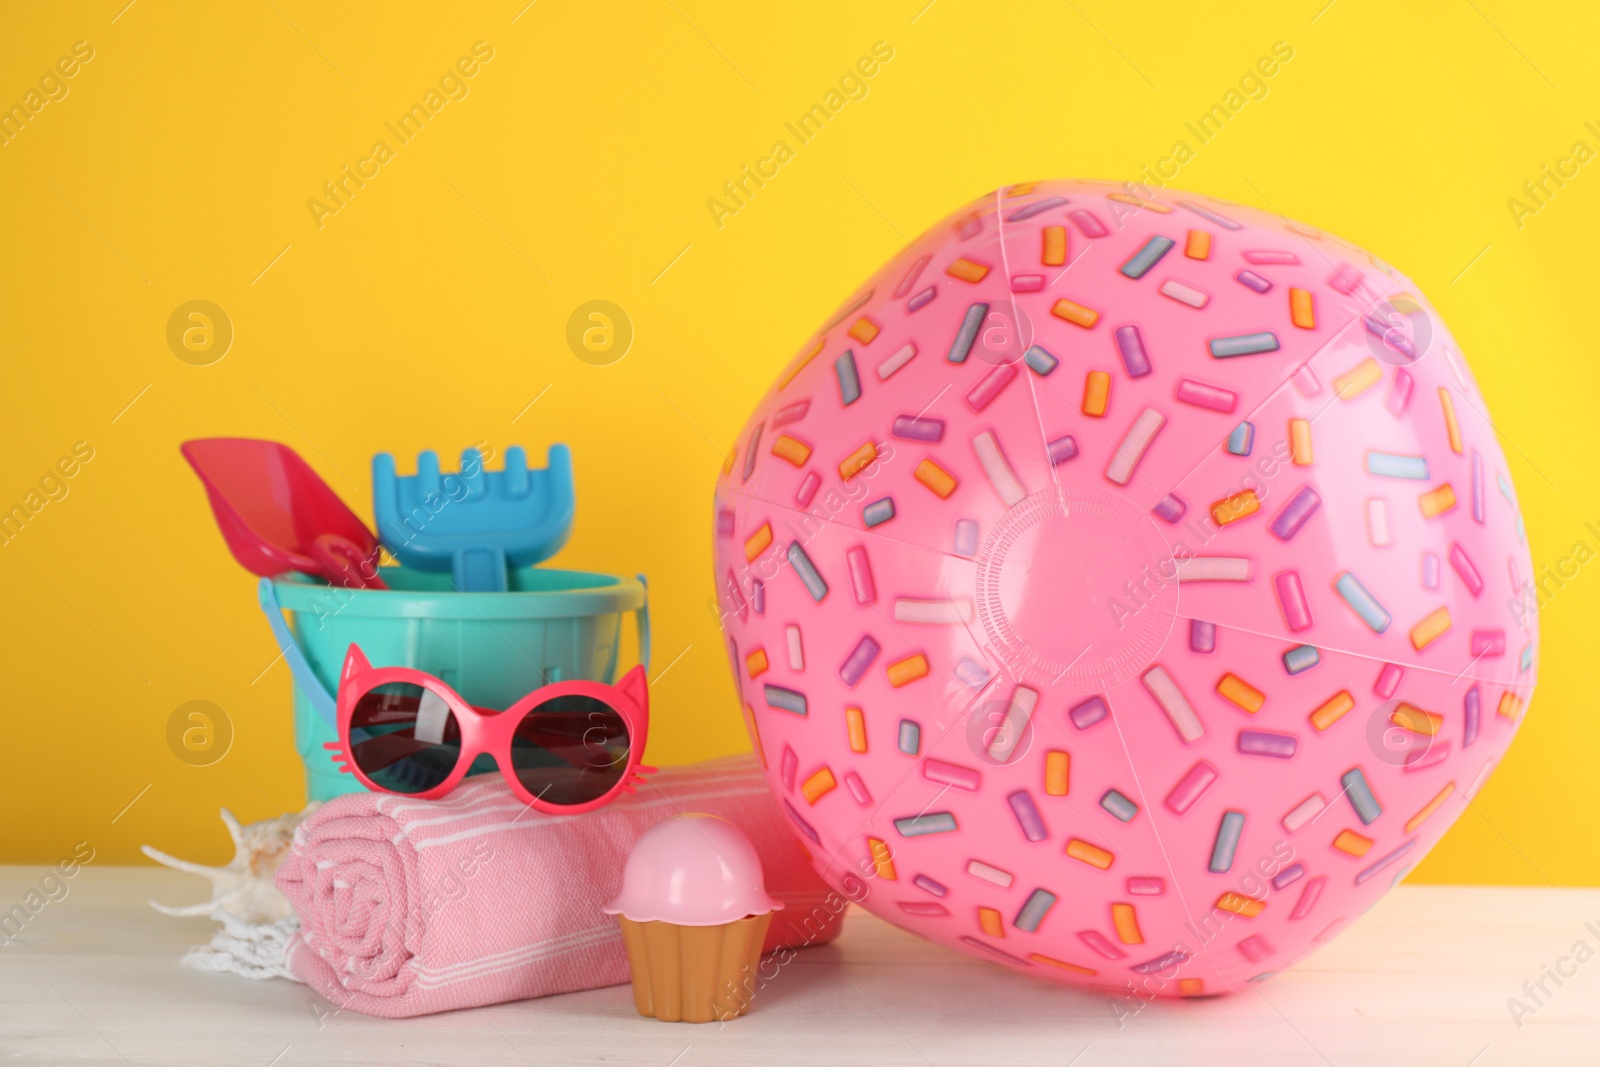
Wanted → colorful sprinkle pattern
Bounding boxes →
[712,180,1537,997]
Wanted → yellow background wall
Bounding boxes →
[1,1,1594,884]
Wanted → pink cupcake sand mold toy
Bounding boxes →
[605,814,783,1021]
[711,179,1536,997]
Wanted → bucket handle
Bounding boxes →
[257,577,338,728]
[635,573,651,674]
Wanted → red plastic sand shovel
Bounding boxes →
[181,437,388,590]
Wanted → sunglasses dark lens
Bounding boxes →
[510,694,630,806]
[349,681,462,795]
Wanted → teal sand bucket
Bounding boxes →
[260,565,649,801]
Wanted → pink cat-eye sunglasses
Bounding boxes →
[326,644,655,813]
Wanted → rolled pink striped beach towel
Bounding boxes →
[276,754,845,1018]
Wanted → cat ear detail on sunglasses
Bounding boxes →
[324,644,656,814]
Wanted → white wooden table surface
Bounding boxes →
[2,867,1597,1066]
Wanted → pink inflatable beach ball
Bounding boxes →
[711,180,1536,996]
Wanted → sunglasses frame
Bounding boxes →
[325,643,653,813]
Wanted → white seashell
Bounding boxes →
[143,803,320,925]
